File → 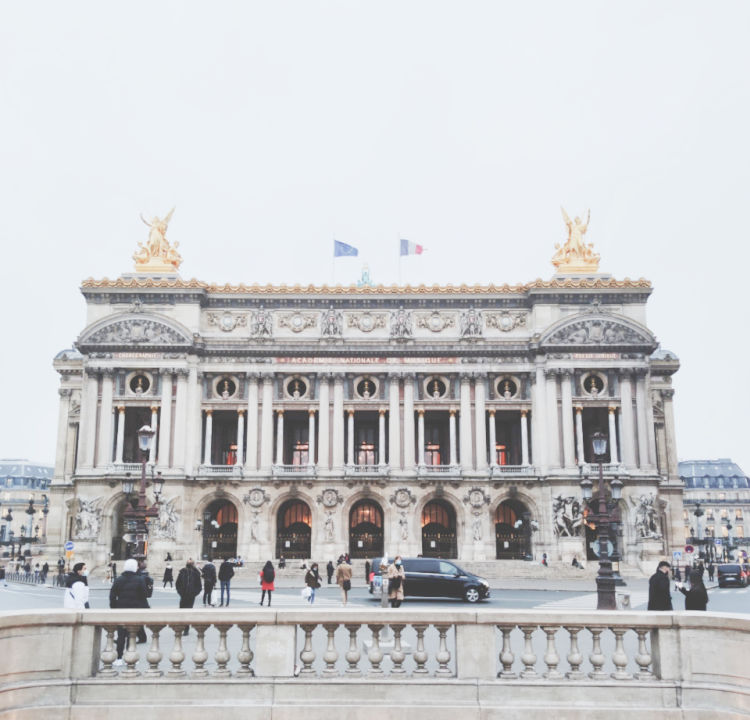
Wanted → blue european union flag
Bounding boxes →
[333,240,359,257]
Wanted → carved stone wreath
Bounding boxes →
[278,312,317,333]
[485,311,527,332]
[416,311,455,333]
[243,488,271,508]
[347,312,386,333]
[207,312,248,333]
[463,487,491,514]
[389,487,417,509]
[317,488,344,508]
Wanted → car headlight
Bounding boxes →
[479,578,489,587]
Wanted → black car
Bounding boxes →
[369,556,490,603]
[717,563,749,588]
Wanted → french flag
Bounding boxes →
[400,239,425,256]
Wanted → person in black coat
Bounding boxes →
[647,560,673,610]
[109,558,149,664]
[677,570,709,611]
[201,560,217,606]
[326,560,335,584]
[176,559,202,609]
[218,558,235,607]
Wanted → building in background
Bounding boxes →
[0,460,52,557]
[680,459,749,562]
[47,210,683,573]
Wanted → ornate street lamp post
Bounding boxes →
[121,425,162,559]
[580,431,623,611]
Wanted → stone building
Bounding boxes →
[47,210,683,572]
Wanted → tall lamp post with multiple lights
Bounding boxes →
[580,431,623,610]
[121,425,163,559]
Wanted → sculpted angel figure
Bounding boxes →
[561,207,590,254]
[141,208,175,258]
[552,207,600,268]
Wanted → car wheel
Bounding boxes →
[464,586,480,603]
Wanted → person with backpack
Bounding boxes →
[175,557,202,633]
[218,557,234,607]
[336,556,353,606]
[259,560,275,606]
[201,560,217,606]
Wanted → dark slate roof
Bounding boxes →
[0,460,53,481]
[679,459,749,490]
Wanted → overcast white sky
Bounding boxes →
[1,2,749,473]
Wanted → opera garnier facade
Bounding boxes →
[49,210,683,572]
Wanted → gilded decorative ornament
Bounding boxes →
[133,208,183,273]
[551,208,601,273]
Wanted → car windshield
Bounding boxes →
[719,564,741,572]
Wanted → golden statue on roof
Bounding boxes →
[133,208,183,273]
[551,207,600,273]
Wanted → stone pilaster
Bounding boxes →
[388,375,401,469]
[474,375,487,469]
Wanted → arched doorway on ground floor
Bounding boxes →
[349,500,383,559]
[495,499,532,560]
[421,499,457,558]
[202,500,238,560]
[276,499,312,559]
[110,498,134,561]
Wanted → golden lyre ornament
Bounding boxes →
[133,208,183,273]
[551,207,601,273]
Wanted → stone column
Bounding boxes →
[449,410,458,466]
[532,364,547,471]
[619,373,637,468]
[459,375,472,470]
[474,376,487,470]
[97,371,115,467]
[488,410,497,467]
[236,410,245,466]
[115,406,125,464]
[54,389,72,477]
[184,366,200,475]
[308,410,316,467]
[378,409,386,466]
[545,370,560,469]
[608,406,619,464]
[78,369,98,469]
[662,388,678,481]
[203,410,213,466]
[173,369,188,470]
[560,371,575,468]
[645,378,658,467]
[149,405,159,464]
[318,376,330,470]
[635,371,650,468]
[157,370,173,469]
[575,406,584,465]
[346,410,355,466]
[260,375,274,470]
[417,410,425,466]
[245,374,259,471]
[275,410,285,466]
[520,410,530,466]
[332,375,345,469]
[403,375,416,469]
[388,376,401,469]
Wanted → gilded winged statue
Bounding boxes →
[551,207,600,272]
[133,208,182,270]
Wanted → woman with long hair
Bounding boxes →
[677,570,709,611]
[259,560,275,606]
[304,562,321,604]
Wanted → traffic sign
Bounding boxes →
[684,545,694,554]
[64,541,74,552]
[715,539,723,546]
[673,551,682,561]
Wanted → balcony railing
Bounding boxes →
[490,464,534,476]
[418,464,461,476]
[581,463,623,475]
[199,464,242,476]
[344,464,389,477]
[110,463,143,473]
[272,464,316,476]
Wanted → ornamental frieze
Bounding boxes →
[347,312,386,333]
[545,318,650,346]
[415,311,455,333]
[277,312,317,333]
[86,319,188,346]
[207,311,248,333]
[485,311,526,332]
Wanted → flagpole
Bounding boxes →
[331,238,335,285]
[398,234,402,286]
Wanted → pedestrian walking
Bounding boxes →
[647,560,673,611]
[259,560,275,606]
[677,570,709,611]
[336,556,353,605]
[110,561,117,581]
[201,560,217,606]
[707,562,715,583]
[304,563,321,604]
[218,557,234,606]
[175,558,202,634]
[365,560,371,584]
[34,564,40,583]
[674,566,681,582]
[109,558,149,665]
[163,562,174,588]
[387,556,405,608]
[278,555,286,569]
[542,552,548,567]
[326,560,334,584]
[41,561,49,583]
[63,562,90,610]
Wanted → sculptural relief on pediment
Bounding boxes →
[85,318,190,346]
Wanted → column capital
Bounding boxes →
[159,368,173,377]
[575,406,583,414]
[459,373,473,383]
[520,409,528,417]
[261,372,275,383]
[101,367,116,377]
[237,409,245,416]
[150,405,159,413]
[205,409,213,417]
[608,406,617,414]
[245,371,261,381]
[488,409,496,417]
[449,408,457,417]
[175,367,190,377]
[58,388,72,398]
[417,409,425,417]
[347,409,355,417]
[117,405,125,413]
[544,368,559,379]
[662,389,675,399]
[332,373,346,384]
[276,409,284,416]
[308,408,316,416]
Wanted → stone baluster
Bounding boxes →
[564,626,584,680]
[168,626,187,677]
[633,628,654,680]
[191,625,210,677]
[322,623,339,676]
[541,626,562,679]
[367,624,384,676]
[299,624,317,675]
[435,624,452,677]
[236,624,255,677]
[413,624,428,675]
[588,627,607,679]
[121,625,142,678]
[497,625,516,678]
[344,624,362,676]
[214,625,232,677]
[98,626,118,677]
[144,624,164,677]
[611,628,631,680]
[390,624,406,675]
[519,625,538,678]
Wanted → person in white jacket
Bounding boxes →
[63,562,90,610]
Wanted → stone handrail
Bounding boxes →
[0,609,748,718]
